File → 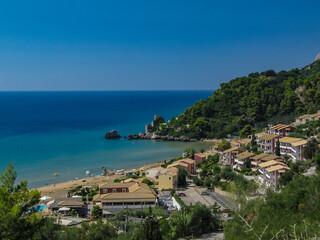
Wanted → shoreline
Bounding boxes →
[37,160,165,199]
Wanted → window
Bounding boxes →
[122,188,126,192]
[112,189,117,193]
[169,177,171,180]
[103,189,107,193]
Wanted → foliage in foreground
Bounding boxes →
[224,174,320,239]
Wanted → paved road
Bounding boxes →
[208,191,237,210]
[177,187,237,210]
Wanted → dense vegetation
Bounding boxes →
[225,174,320,239]
[155,60,320,139]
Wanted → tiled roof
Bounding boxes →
[261,155,283,161]
[236,152,256,159]
[100,182,136,189]
[266,165,290,173]
[195,153,205,157]
[223,147,242,153]
[259,134,279,140]
[291,140,308,147]
[259,160,285,168]
[180,158,196,164]
[250,153,269,160]
[270,124,293,131]
[279,137,304,144]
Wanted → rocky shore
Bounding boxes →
[105,116,198,142]
[127,132,197,142]
[127,117,198,142]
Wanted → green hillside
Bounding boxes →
[156,60,320,139]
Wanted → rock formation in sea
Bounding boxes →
[104,130,121,139]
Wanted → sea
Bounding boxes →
[0,91,213,188]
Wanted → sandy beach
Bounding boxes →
[37,161,164,198]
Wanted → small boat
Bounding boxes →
[53,173,58,177]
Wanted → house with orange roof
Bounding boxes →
[268,124,295,137]
[220,147,246,166]
[93,181,156,214]
[194,153,206,163]
[296,114,312,124]
[233,152,256,170]
[279,137,307,161]
[257,134,279,154]
[258,160,290,186]
[180,158,196,174]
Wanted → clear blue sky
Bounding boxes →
[1,0,320,91]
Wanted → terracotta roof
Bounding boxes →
[167,162,188,169]
[261,155,283,161]
[259,160,285,168]
[279,137,304,144]
[166,167,179,176]
[266,165,290,173]
[291,140,308,147]
[100,182,136,189]
[223,147,242,153]
[259,134,279,140]
[250,153,269,160]
[58,200,84,207]
[195,153,205,157]
[311,113,320,118]
[180,158,196,164]
[236,152,256,159]
[94,182,156,203]
[270,124,292,131]
[297,114,311,119]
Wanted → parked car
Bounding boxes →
[178,193,186,197]
[201,191,209,196]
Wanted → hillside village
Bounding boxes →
[18,110,320,239]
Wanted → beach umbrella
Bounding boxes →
[39,196,52,201]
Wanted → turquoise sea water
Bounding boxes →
[0,91,212,188]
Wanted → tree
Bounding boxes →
[177,168,188,186]
[91,206,102,220]
[184,147,195,159]
[275,138,280,156]
[142,178,153,186]
[169,203,220,239]
[70,209,77,217]
[132,207,163,240]
[239,124,252,139]
[0,163,43,240]
[218,139,231,151]
[303,138,319,160]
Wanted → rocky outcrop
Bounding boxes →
[104,130,121,139]
[315,53,320,62]
[127,132,196,142]
[127,115,198,142]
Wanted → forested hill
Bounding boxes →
[156,59,320,139]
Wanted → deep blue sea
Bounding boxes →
[0,91,212,188]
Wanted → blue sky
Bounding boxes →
[0,0,320,91]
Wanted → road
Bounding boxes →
[177,187,237,210]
